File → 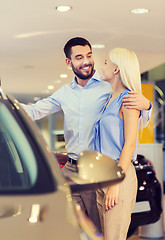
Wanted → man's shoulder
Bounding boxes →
[59,83,72,90]
[50,84,70,97]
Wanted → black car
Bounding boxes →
[54,152,162,238]
[127,154,162,237]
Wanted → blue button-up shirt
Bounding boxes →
[21,72,111,159]
[21,71,152,160]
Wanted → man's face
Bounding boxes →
[66,45,94,80]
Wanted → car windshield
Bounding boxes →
[0,103,37,191]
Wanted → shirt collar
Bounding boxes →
[70,71,102,89]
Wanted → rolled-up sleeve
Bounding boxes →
[141,103,153,128]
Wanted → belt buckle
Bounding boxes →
[68,157,76,165]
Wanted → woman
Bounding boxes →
[94,48,142,240]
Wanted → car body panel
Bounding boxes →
[0,192,80,240]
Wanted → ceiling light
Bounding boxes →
[15,31,54,39]
[130,8,149,14]
[92,44,105,49]
[60,74,68,78]
[48,85,54,90]
[56,6,72,12]
[54,80,61,84]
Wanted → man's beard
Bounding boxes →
[71,63,94,80]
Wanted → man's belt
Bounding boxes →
[68,157,77,165]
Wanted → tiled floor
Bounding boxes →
[128,195,165,239]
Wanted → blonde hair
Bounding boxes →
[109,48,143,131]
[109,48,142,93]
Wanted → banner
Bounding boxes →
[139,83,154,143]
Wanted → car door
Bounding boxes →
[0,101,81,240]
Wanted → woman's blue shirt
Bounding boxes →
[94,89,140,162]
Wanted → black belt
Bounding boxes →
[68,157,77,165]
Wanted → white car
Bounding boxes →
[0,87,124,240]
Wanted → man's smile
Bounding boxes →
[80,65,92,71]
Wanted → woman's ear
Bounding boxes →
[114,66,120,74]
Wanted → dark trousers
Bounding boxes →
[62,161,101,233]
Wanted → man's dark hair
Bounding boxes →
[64,37,92,59]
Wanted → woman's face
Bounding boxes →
[102,58,117,82]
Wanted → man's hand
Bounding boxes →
[122,91,150,110]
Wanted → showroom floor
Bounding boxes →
[129,195,165,240]
[129,233,165,240]
[129,235,165,240]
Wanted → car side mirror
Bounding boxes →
[67,150,125,193]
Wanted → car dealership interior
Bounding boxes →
[1,0,165,239]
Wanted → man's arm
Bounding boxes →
[122,91,152,128]
[122,91,151,110]
[21,92,62,121]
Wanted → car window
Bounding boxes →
[0,103,37,191]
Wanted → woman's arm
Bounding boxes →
[118,106,140,172]
[122,91,152,128]
[104,106,140,211]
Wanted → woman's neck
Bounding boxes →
[110,78,126,98]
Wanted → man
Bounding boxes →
[21,37,152,232]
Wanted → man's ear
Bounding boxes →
[114,66,120,74]
[66,58,71,67]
